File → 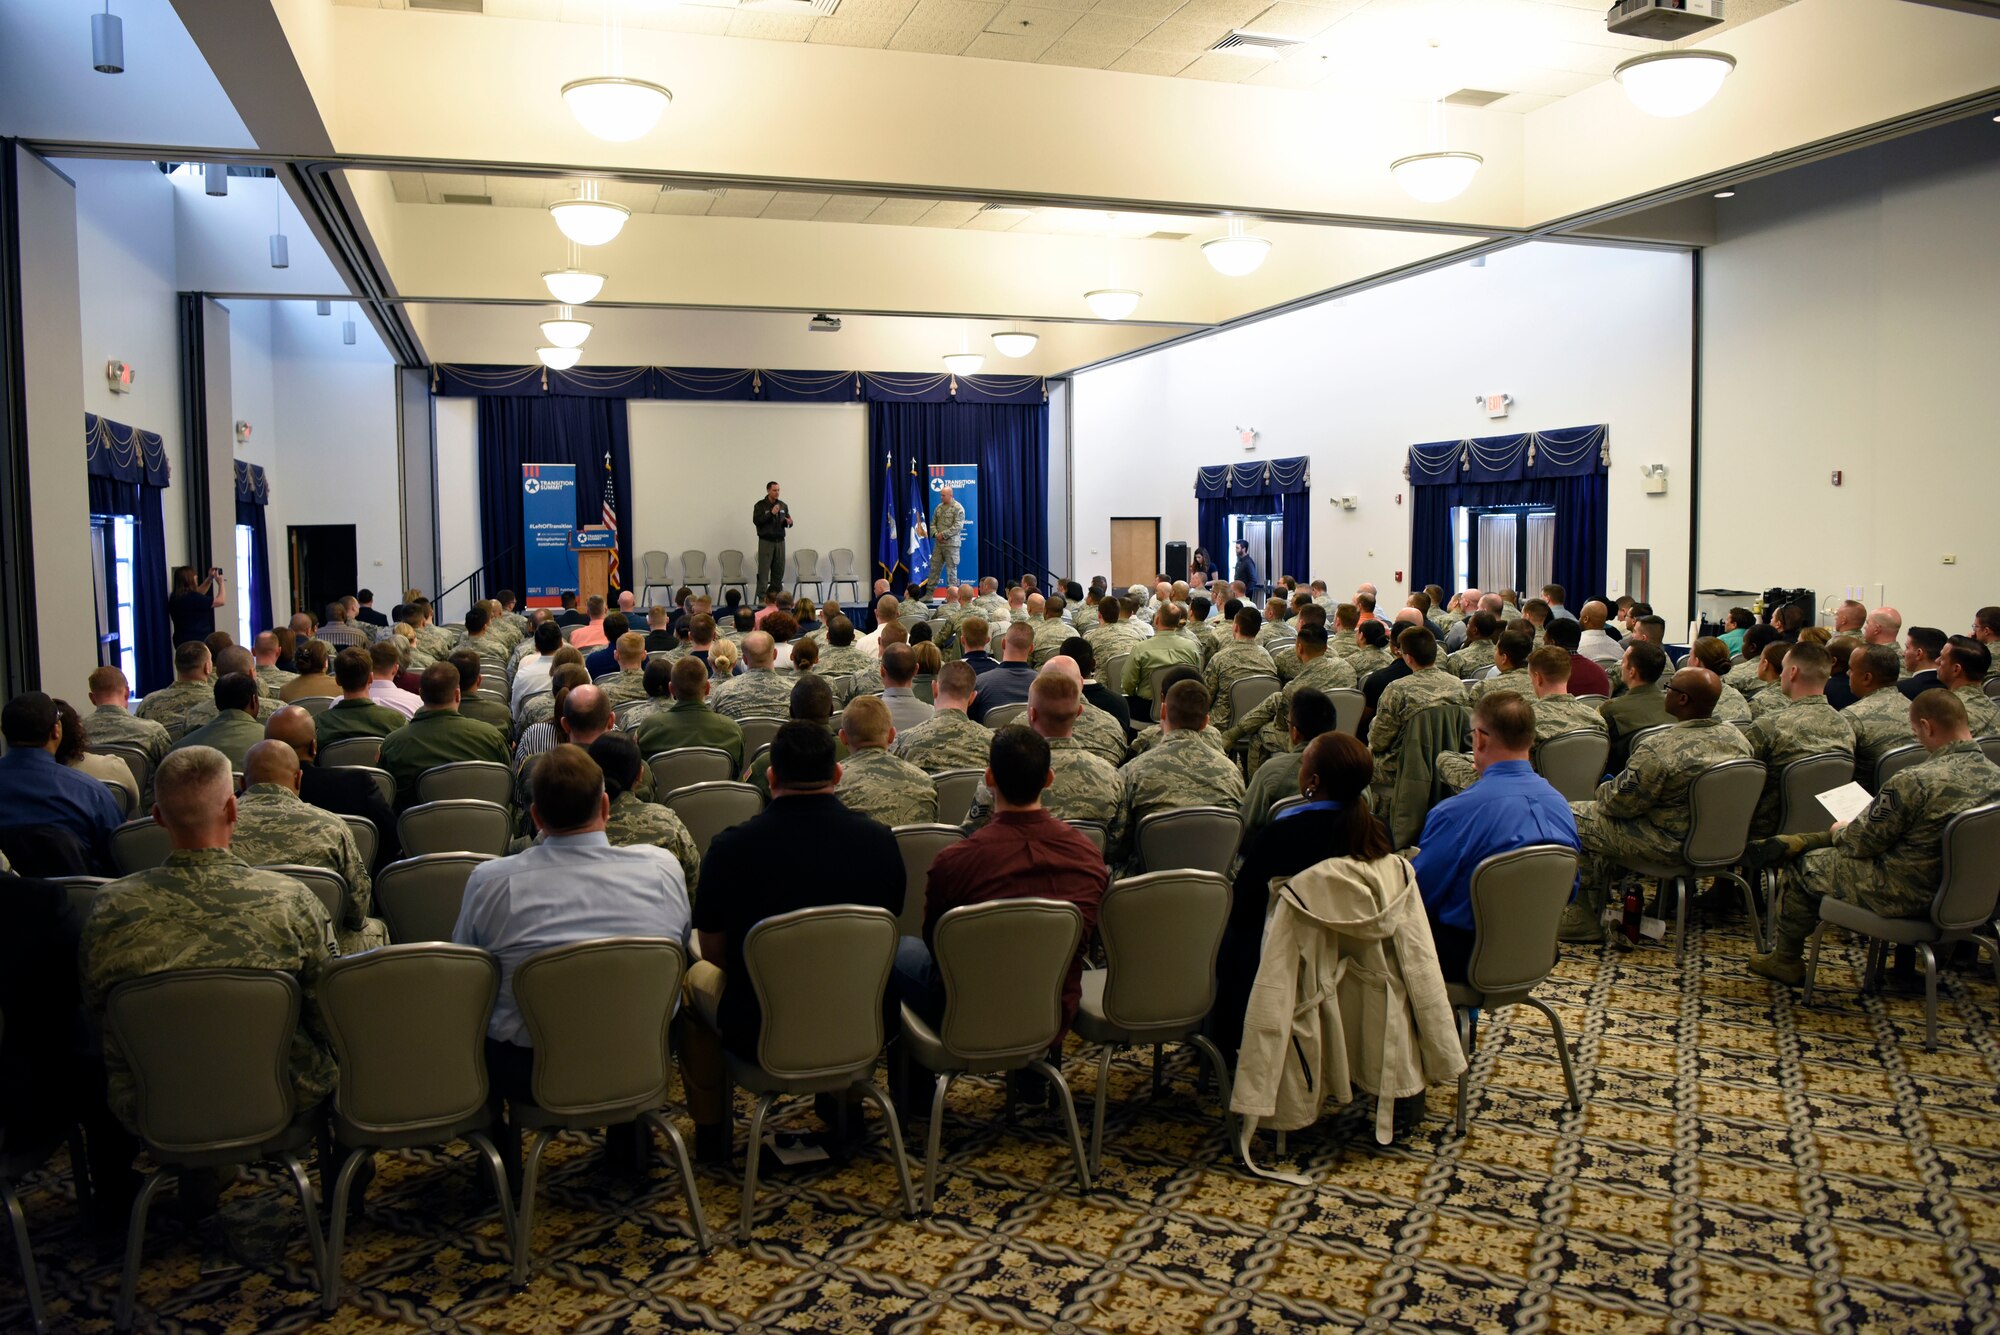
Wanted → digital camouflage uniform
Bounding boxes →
[817,644,876,678]
[134,679,216,742]
[1844,687,1917,778]
[1472,667,1533,704]
[599,668,649,707]
[230,783,388,953]
[1952,683,2000,739]
[1724,662,1769,699]
[1569,718,1756,917]
[1074,702,1131,769]
[891,708,992,775]
[1129,721,1229,759]
[81,849,338,1129]
[972,594,1008,621]
[1714,683,1752,723]
[1031,617,1074,668]
[604,790,702,896]
[1203,640,1279,731]
[255,664,298,697]
[1744,694,1854,836]
[1367,666,1466,801]
[1085,621,1144,686]
[710,668,796,722]
[1109,729,1246,868]
[1748,686,1789,721]
[1446,638,1496,681]
[1347,644,1394,680]
[1436,693,1606,795]
[85,704,171,767]
[1768,740,2000,956]
[964,735,1119,830]
[1223,654,1357,773]
[835,747,939,827]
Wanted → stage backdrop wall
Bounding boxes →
[626,401,870,601]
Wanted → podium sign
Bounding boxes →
[522,463,577,608]
[572,525,614,606]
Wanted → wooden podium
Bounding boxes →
[572,525,615,605]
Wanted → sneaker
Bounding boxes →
[1748,951,1805,987]
[1557,902,1603,944]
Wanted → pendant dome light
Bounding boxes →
[991,327,1039,358]
[562,5,671,140]
[1390,45,1483,205]
[1201,218,1270,277]
[1614,49,1736,118]
[550,180,629,246]
[1084,289,1141,321]
[942,324,983,377]
[542,241,605,304]
[537,346,582,370]
[539,306,593,349]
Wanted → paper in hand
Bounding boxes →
[1816,781,1874,826]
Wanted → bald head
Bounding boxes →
[741,630,776,669]
[1865,607,1902,645]
[1664,667,1721,721]
[242,738,301,789]
[1041,654,1083,689]
[1394,607,1423,627]
[1580,601,1608,629]
[263,704,319,762]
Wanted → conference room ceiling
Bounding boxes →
[8,0,1997,372]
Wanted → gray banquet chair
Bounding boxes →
[931,768,984,826]
[1535,730,1613,803]
[418,760,516,808]
[893,823,966,936]
[1602,758,1766,955]
[737,716,788,758]
[1135,806,1241,876]
[373,852,495,943]
[680,550,712,599]
[340,814,379,870]
[109,818,170,876]
[398,799,513,858]
[648,746,736,795]
[982,703,1028,730]
[828,548,862,603]
[639,550,672,605]
[319,736,384,769]
[791,547,822,599]
[1228,675,1281,731]
[717,549,749,599]
[255,864,346,925]
[664,781,764,856]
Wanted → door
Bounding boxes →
[1228,513,1282,599]
[288,524,358,620]
[1109,518,1159,591]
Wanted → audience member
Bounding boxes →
[229,739,387,951]
[588,733,701,892]
[135,641,214,739]
[171,672,266,768]
[891,661,989,774]
[969,622,1038,722]
[84,665,171,767]
[317,646,408,745]
[1110,680,1245,867]
[1599,641,1673,773]
[963,667,1119,829]
[265,705,401,867]
[1742,642,1855,836]
[834,695,938,826]
[635,656,747,771]
[378,661,511,808]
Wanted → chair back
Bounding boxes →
[1980,736,2000,767]
[1100,652,1131,693]
[1145,665,1177,721]
[648,746,735,793]
[398,798,512,857]
[110,818,171,875]
[1934,803,2000,931]
[1682,759,1768,869]
[321,944,498,1137]
[983,702,1028,729]
[717,549,745,582]
[297,695,335,717]
[664,781,763,856]
[106,969,301,1155]
[933,900,1083,1063]
[1326,687,1365,736]
[103,780,135,818]
[829,548,857,579]
[641,550,670,583]
[744,905,898,1081]
[792,548,820,585]
[1536,729,1613,802]
[92,744,152,798]
[1066,819,1108,855]
[418,760,514,807]
[374,852,494,942]
[352,765,396,808]
[1229,674,1282,726]
[334,815,377,872]
[1984,678,2000,701]
[1135,805,1241,875]
[320,736,383,769]
[1871,741,1927,791]
[1463,845,1579,1004]
[1624,722,1674,757]
[1096,871,1230,1031]
[1267,795,1309,823]
[737,716,787,756]
[1573,694,1609,709]
[680,550,709,582]
[932,767,984,824]
[514,938,684,1116]
[256,864,345,923]
[892,823,966,936]
[1775,752,1856,836]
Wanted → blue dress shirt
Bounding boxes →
[584,645,619,679]
[0,747,125,862]
[452,831,692,1045]
[1409,759,1579,932]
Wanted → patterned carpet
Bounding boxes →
[6,919,2000,1333]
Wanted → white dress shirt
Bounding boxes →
[368,677,422,718]
[510,653,558,713]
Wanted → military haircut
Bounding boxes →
[89,665,128,697]
[1523,599,1551,620]
[1407,591,1432,614]
[1639,616,1669,643]
[1355,592,1377,614]
[175,641,211,677]
[1191,595,1212,622]
[881,644,917,686]
[1469,610,1500,639]
[1946,634,1992,681]
[1004,621,1036,655]
[770,719,837,786]
[1476,691,1536,751]
[215,646,255,679]
[1626,640,1669,685]
[1910,686,1970,734]
[1784,641,1833,685]
[465,604,489,634]
[1978,607,2000,638]
[1061,636,1095,675]
[1358,619,1389,648]
[154,744,234,830]
[1288,686,1337,741]
[418,661,461,707]
[689,613,718,644]
[1234,608,1263,639]
[532,744,604,829]
[1297,624,1329,651]
[1495,627,1535,668]
[790,672,835,721]
[1854,643,1901,684]
[1296,603,1326,628]
[960,616,991,650]
[1544,618,1582,651]
[1398,626,1439,667]
[214,672,260,714]
[370,640,404,674]
[1741,624,1780,658]
[331,648,372,692]
[448,648,484,692]
[826,616,856,647]
[936,660,978,701]
[988,725,1052,806]
[1029,667,1082,722]
[1158,603,1186,631]
[841,693,893,748]
[1528,646,1573,682]
[1,691,56,747]
[1222,598,1244,621]
[1907,625,1947,661]
[1098,596,1121,622]
[534,621,564,653]
[615,632,646,661]
[1335,602,1359,629]
[1164,679,1212,731]
[587,732,644,798]
[1046,595,1067,618]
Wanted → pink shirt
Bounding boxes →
[570,618,608,648]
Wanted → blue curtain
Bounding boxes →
[87,476,172,696]
[474,397,634,602]
[234,461,272,636]
[1406,426,1609,601]
[436,364,1045,405]
[869,401,1048,594]
[1190,456,1310,590]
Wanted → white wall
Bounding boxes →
[1071,242,1696,623]
[626,401,870,601]
[1700,117,2000,635]
[435,396,481,599]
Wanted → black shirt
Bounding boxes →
[1084,682,1133,737]
[354,607,389,627]
[300,762,402,870]
[752,497,792,543]
[1216,806,1355,1056]
[644,630,679,654]
[169,589,215,646]
[961,650,1000,677]
[1825,674,1857,711]
[695,793,902,1055]
[969,661,1035,721]
[1358,659,1412,743]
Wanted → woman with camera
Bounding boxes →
[168,564,226,646]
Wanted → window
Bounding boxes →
[236,522,255,646]
[89,514,138,684]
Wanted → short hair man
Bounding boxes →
[570,594,612,649]
[878,644,933,734]
[1937,635,2000,736]
[0,691,127,866]
[890,661,989,774]
[1741,642,1855,838]
[134,641,216,740]
[834,695,938,826]
[231,739,387,952]
[1843,643,1919,776]
[354,588,389,628]
[969,622,1039,723]
[452,648,515,739]
[264,704,402,866]
[171,673,266,768]
[1364,626,1462,823]
[1108,680,1245,868]
[315,646,409,749]
[1899,626,1948,699]
[1202,607,1278,732]
[634,655,747,771]
[963,667,1120,828]
[376,661,511,808]
[84,665,171,766]
[368,640,423,718]
[1599,641,1673,773]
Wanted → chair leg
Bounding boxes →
[1672,876,1688,958]
[1454,1008,1474,1137]
[640,1112,710,1253]
[115,1167,172,1331]
[465,1131,520,1268]
[3,1177,49,1335]
[1188,1035,1234,1111]
[511,1130,554,1285]
[1088,1045,1116,1177]
[851,1079,919,1218]
[921,1074,952,1213]
[1918,942,1940,1052]
[65,1127,93,1219]
[1030,1058,1092,1194]
[1526,998,1582,1112]
[1803,923,1826,1003]
[321,1149,370,1312]
[738,1094,776,1245]
[1725,871,1763,953]
[277,1152,328,1308]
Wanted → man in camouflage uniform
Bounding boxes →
[230,740,388,953]
[817,618,876,679]
[1084,597,1144,687]
[1347,618,1395,681]
[599,632,651,707]
[135,641,217,741]
[589,734,702,896]
[1224,625,1355,773]
[80,745,338,1130]
[963,668,1118,830]
[928,485,967,590]
[1445,611,1500,680]
[710,631,794,721]
[971,577,1007,621]
[1122,602,1203,714]
[1471,627,1536,704]
[1203,607,1279,732]
[1254,599,1293,652]
[1601,641,1676,774]
[1843,643,1918,780]
[172,672,269,769]
[743,675,850,795]
[252,631,298,697]
[1031,596,1074,668]
[892,662,990,774]
[85,665,171,768]
[1560,667,1755,941]
[1937,635,2000,737]
[1750,689,2000,985]
[1240,688,1340,844]
[1743,641,1855,836]
[1043,654,1130,769]
[1109,680,1245,870]
[1271,604,1326,681]
[1725,626,1781,699]
[834,695,938,826]
[181,646,282,734]
[1437,646,1605,795]
[1366,625,1465,808]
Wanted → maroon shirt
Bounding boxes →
[1567,653,1612,698]
[923,809,1108,1038]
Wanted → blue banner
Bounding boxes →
[522,463,577,606]
[928,464,978,588]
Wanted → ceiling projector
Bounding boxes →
[1606,0,1723,39]
[808,313,842,333]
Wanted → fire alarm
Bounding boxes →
[1830,470,1842,487]
[106,360,133,394]
[235,421,253,445]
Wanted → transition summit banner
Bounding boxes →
[522,462,577,607]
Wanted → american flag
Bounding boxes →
[601,451,621,590]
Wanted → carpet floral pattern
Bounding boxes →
[6,921,1999,1333]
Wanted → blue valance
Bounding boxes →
[1194,455,1309,498]
[1408,424,1609,484]
[85,413,171,488]
[234,459,269,505]
[432,364,1047,406]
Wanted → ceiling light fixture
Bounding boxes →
[269,180,289,269]
[92,2,123,74]
[1391,46,1483,205]
[341,303,357,346]
[1614,49,1736,118]
[540,306,593,348]
[538,346,582,370]
[550,197,628,247]
[1713,189,1736,199]
[1201,218,1271,277]
[942,352,984,377]
[316,300,332,316]
[563,77,673,142]
[542,269,606,305]
[991,327,1039,358]
[1084,289,1141,321]
[204,163,228,197]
